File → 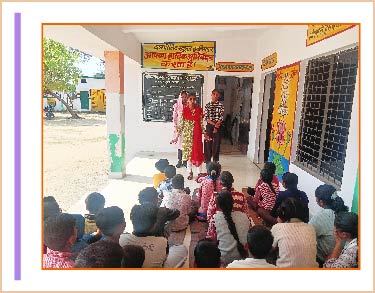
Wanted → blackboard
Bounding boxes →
[142,72,204,122]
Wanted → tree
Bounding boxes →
[43,38,83,119]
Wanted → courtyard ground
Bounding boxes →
[43,112,108,212]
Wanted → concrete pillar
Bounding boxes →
[105,51,125,179]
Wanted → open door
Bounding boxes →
[215,76,253,155]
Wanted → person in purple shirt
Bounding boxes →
[270,172,309,219]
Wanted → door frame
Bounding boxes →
[254,70,277,164]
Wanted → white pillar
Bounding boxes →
[105,51,126,178]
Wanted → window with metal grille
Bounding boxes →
[295,47,358,188]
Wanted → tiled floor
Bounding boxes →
[69,151,262,267]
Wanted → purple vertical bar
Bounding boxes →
[14,12,21,281]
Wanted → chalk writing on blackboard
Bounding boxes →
[142,72,204,122]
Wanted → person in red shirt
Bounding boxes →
[43,213,77,268]
[247,161,280,196]
[196,162,222,221]
[248,168,280,226]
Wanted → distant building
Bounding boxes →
[43,74,106,112]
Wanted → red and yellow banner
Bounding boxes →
[261,52,277,70]
[269,62,300,160]
[142,41,215,71]
[306,24,356,46]
[216,62,254,72]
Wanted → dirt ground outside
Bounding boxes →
[43,112,109,212]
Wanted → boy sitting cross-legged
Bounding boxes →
[227,225,277,268]
[95,206,126,244]
[43,213,77,268]
[138,187,180,237]
[160,174,192,232]
[74,240,124,268]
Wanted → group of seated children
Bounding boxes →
[43,159,358,269]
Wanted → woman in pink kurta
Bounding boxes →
[171,91,187,168]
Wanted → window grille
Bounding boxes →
[296,47,358,187]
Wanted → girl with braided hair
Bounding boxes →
[248,168,280,215]
[214,190,250,266]
[206,171,250,239]
[196,162,222,221]
[309,184,349,266]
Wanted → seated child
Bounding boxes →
[324,211,358,268]
[271,172,308,218]
[248,168,280,225]
[43,196,86,257]
[74,240,124,268]
[247,162,279,196]
[227,225,276,268]
[309,184,348,266]
[43,196,61,220]
[121,245,146,268]
[194,238,221,268]
[43,213,77,268]
[95,206,126,244]
[271,197,318,268]
[213,190,250,266]
[84,192,105,235]
[157,165,176,203]
[119,204,188,268]
[138,187,180,237]
[160,174,192,232]
[206,171,249,240]
[153,159,169,189]
[196,162,222,221]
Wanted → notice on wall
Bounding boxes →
[261,52,277,70]
[268,62,300,179]
[306,24,356,46]
[216,62,254,72]
[142,41,215,71]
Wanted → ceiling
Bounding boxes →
[119,24,276,43]
[45,24,288,61]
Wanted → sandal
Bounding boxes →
[187,172,194,180]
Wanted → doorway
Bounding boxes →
[257,71,276,165]
[215,75,254,155]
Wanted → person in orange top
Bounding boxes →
[152,159,169,188]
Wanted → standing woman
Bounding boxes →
[176,93,211,180]
[171,90,188,168]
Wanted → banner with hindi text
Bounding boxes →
[142,41,215,71]
[216,62,254,72]
[306,24,356,46]
[268,62,300,179]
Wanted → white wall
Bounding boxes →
[123,37,259,164]
[249,25,359,214]
[76,78,105,92]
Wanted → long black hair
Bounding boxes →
[216,190,248,258]
[315,184,348,214]
[261,168,276,194]
[207,162,221,191]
